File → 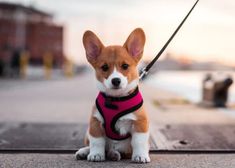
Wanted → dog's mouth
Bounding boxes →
[111,86,121,90]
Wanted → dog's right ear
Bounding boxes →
[83,31,104,64]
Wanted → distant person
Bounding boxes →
[11,49,21,77]
[0,44,12,77]
[0,58,3,76]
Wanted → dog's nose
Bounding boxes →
[111,78,121,87]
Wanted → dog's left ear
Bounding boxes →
[123,28,145,62]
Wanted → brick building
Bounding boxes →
[0,2,63,75]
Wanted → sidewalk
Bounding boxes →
[0,72,235,167]
[1,153,235,168]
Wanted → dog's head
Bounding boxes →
[83,28,145,96]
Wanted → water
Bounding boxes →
[145,71,235,104]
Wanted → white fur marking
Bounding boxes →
[131,131,150,163]
[115,113,137,135]
[104,67,128,89]
[87,133,105,162]
[93,110,104,124]
[96,67,139,97]
[119,113,137,121]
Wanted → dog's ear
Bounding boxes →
[123,28,145,62]
[83,30,104,64]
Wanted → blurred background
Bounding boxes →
[0,0,234,121]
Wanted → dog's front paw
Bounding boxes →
[87,153,105,162]
[132,154,150,163]
[107,150,121,161]
[75,146,90,160]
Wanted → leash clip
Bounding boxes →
[139,68,148,80]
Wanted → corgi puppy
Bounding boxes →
[75,28,150,163]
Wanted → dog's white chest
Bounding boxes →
[115,113,136,135]
[93,110,136,136]
[106,113,136,153]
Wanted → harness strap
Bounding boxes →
[96,88,143,140]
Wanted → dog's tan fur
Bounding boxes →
[76,28,150,163]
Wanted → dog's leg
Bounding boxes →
[75,146,90,160]
[107,150,121,161]
[87,115,105,162]
[131,131,150,163]
[131,109,150,163]
[87,134,105,162]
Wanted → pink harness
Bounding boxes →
[96,87,143,140]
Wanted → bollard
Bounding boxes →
[64,59,74,78]
[43,52,53,79]
[202,73,233,107]
[19,50,29,79]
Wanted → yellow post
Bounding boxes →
[64,58,74,78]
[43,52,53,79]
[20,50,29,79]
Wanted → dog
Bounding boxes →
[75,28,150,163]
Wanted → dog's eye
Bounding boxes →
[121,63,129,70]
[101,64,109,72]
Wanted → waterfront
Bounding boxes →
[145,71,235,104]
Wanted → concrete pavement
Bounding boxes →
[1,153,235,168]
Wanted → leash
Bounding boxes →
[139,0,200,80]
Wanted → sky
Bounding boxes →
[2,0,235,65]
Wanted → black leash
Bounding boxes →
[139,0,200,80]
